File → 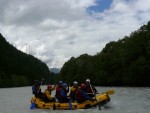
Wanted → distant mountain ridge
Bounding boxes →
[50,68,60,74]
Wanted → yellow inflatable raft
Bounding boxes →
[31,90,114,110]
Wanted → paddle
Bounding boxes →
[53,103,56,110]
[105,90,114,95]
[30,98,36,110]
[67,86,72,110]
[69,100,72,110]
[87,90,115,95]
[89,83,101,110]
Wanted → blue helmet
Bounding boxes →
[62,83,67,87]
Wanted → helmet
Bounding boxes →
[62,83,67,87]
[59,81,63,84]
[34,80,40,85]
[47,84,52,89]
[81,83,86,89]
[73,81,78,85]
[86,79,90,83]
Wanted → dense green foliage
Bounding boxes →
[0,33,53,87]
[60,21,150,86]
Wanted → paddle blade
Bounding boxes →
[53,103,56,110]
[106,90,114,95]
[69,100,72,110]
[30,102,36,110]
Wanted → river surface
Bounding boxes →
[0,86,150,113]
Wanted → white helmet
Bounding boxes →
[86,79,90,83]
[73,81,78,85]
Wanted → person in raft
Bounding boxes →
[55,80,63,100]
[75,83,95,103]
[69,81,79,101]
[32,79,44,99]
[58,83,70,103]
[43,84,56,102]
[85,79,98,97]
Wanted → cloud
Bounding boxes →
[0,0,150,68]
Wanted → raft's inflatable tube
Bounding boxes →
[31,93,110,110]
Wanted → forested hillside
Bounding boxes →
[0,33,52,87]
[60,21,150,86]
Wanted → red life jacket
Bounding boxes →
[75,89,84,101]
[86,85,97,94]
[56,85,62,97]
[86,85,93,93]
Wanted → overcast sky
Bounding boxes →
[0,0,150,68]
